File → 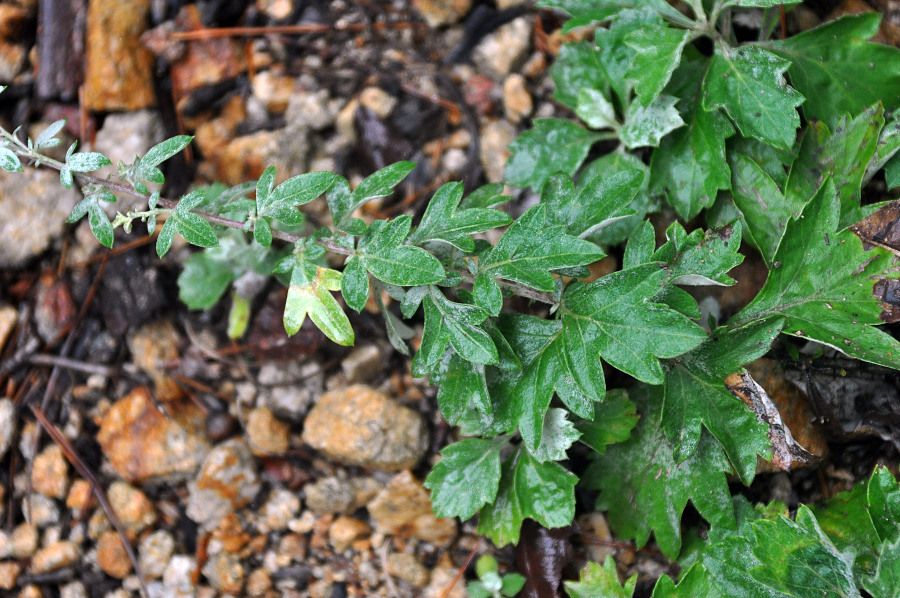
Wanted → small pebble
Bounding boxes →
[108,480,158,535]
[96,530,132,579]
[186,438,261,530]
[0,561,20,590]
[163,555,196,598]
[139,530,175,579]
[260,487,301,532]
[245,568,272,597]
[387,552,430,588]
[329,516,371,553]
[21,493,59,528]
[502,73,533,123]
[9,522,38,558]
[59,581,88,598]
[202,551,244,594]
[246,406,290,455]
[367,471,457,546]
[341,344,385,384]
[30,540,80,573]
[0,398,14,461]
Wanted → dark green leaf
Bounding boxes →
[142,135,192,170]
[473,273,503,317]
[702,45,804,150]
[480,204,605,292]
[545,170,642,239]
[867,466,900,544]
[561,264,706,384]
[156,217,176,258]
[505,119,601,192]
[654,221,744,286]
[268,171,336,210]
[424,438,505,520]
[734,180,900,369]
[326,176,353,225]
[364,246,445,286]
[353,161,415,203]
[625,25,690,106]
[550,42,610,110]
[765,13,900,128]
[810,481,881,579]
[408,182,511,251]
[586,385,735,558]
[433,353,492,422]
[341,256,369,313]
[459,182,508,209]
[863,537,900,598]
[574,388,638,455]
[255,165,276,212]
[425,287,497,365]
[254,217,273,247]
[622,220,656,269]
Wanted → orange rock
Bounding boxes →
[31,444,68,499]
[127,320,185,402]
[367,471,457,546]
[246,406,290,455]
[83,0,156,110]
[97,530,132,579]
[97,387,210,484]
[169,5,246,100]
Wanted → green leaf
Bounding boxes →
[341,256,369,313]
[576,88,618,130]
[765,13,900,128]
[620,94,684,149]
[501,573,526,597]
[88,202,114,248]
[551,41,610,110]
[651,564,717,598]
[34,119,66,150]
[702,45,804,150]
[424,437,504,520]
[352,161,415,203]
[156,217,176,258]
[0,147,22,172]
[580,152,658,246]
[505,119,602,192]
[662,318,783,484]
[268,171,336,209]
[650,48,735,220]
[433,353,492,423]
[594,8,665,104]
[574,388,638,454]
[254,217,273,247]
[178,252,235,309]
[654,221,744,286]
[566,557,636,598]
[459,183,508,209]
[423,287,497,365]
[734,180,900,369]
[326,176,354,225]
[364,246,445,286]
[545,170,642,239]
[474,273,503,317]
[66,151,111,172]
[408,181,511,251]
[532,408,580,463]
[625,25,690,106]
[480,204,605,292]
[750,507,859,597]
[142,135,192,169]
[867,466,900,544]
[863,536,900,598]
[586,385,736,558]
[537,0,686,32]
[477,447,577,546]
[176,212,219,248]
[284,263,354,346]
[810,481,881,580]
[561,264,706,385]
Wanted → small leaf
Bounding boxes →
[505,119,602,192]
[34,119,66,150]
[178,252,234,309]
[353,161,416,203]
[66,151,112,172]
[341,256,369,313]
[254,218,273,247]
[474,273,503,317]
[284,264,354,345]
[424,438,505,520]
[364,246,445,286]
[575,388,638,455]
[142,135,193,169]
[565,557,637,598]
[87,203,113,248]
[620,94,684,149]
[550,41,610,110]
[270,171,337,207]
[531,408,580,463]
[408,181,511,251]
[625,24,690,106]
[575,88,618,130]
[867,465,900,544]
[0,147,22,172]
[255,165,276,211]
[863,536,900,598]
[60,165,73,189]
[176,211,219,248]
[156,217,176,258]
[426,287,498,365]
[702,45,804,150]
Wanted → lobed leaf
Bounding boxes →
[424,437,505,520]
[565,557,636,598]
[505,119,602,192]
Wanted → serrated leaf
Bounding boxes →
[474,273,503,317]
[505,119,602,192]
[34,119,66,150]
[0,147,22,172]
[654,221,744,286]
[284,263,353,346]
[531,408,580,463]
[341,256,369,313]
[662,318,784,484]
[353,161,415,203]
[176,211,219,248]
[66,151,111,172]
[432,353,492,423]
[651,564,718,598]
[863,536,900,598]
[765,13,900,128]
[424,438,504,520]
[565,557,636,598]
[423,287,497,365]
[586,385,735,558]
[576,88,618,130]
[750,507,859,597]
[625,25,690,106]
[867,466,900,544]
[650,48,735,220]
[545,170,641,239]
[550,41,610,110]
[156,217,176,257]
[574,388,638,454]
[810,480,881,580]
[561,264,706,385]
[734,180,900,369]
[620,94,684,149]
[702,45,804,150]
[480,204,605,292]
[408,182,511,251]
[87,202,113,248]
[477,447,577,546]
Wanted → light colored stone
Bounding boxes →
[252,69,296,113]
[21,493,58,528]
[302,385,428,470]
[341,344,385,384]
[0,562,20,591]
[413,0,472,27]
[83,0,155,110]
[97,530,132,578]
[97,387,210,484]
[358,87,397,119]
[0,398,14,461]
[328,516,371,552]
[260,487,300,532]
[245,567,272,597]
[257,0,292,20]
[0,305,16,353]
[186,439,261,530]
[66,479,92,516]
[30,541,80,573]
[163,555,196,598]
[18,584,41,598]
[479,120,517,183]
[201,551,244,594]
[31,444,68,499]
[502,73,533,123]
[367,471,457,546]
[304,475,383,515]
[246,406,290,455]
[424,566,467,598]
[139,530,175,579]
[127,319,185,402]
[285,89,340,131]
[387,552,430,588]
[59,581,87,598]
[9,523,38,558]
[258,361,322,422]
[107,481,158,535]
[473,16,531,78]
[0,169,80,268]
